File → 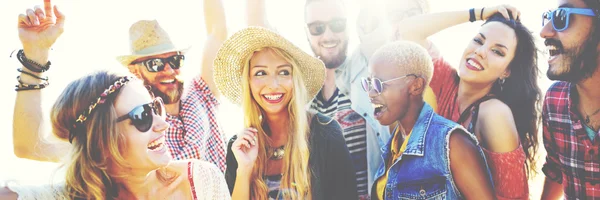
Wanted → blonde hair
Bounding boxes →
[370,41,434,85]
[50,70,134,200]
[241,47,312,200]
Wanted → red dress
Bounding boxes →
[427,44,529,199]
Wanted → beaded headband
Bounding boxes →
[69,76,134,143]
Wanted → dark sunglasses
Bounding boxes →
[542,8,596,32]
[307,19,347,36]
[134,54,185,72]
[117,97,165,132]
[361,74,416,94]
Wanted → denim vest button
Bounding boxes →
[385,187,392,198]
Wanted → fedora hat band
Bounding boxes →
[132,43,178,55]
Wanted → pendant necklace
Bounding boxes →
[269,145,285,160]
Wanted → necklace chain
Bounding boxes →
[584,108,600,124]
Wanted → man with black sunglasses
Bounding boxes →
[248,0,434,198]
[114,0,229,172]
[540,0,600,199]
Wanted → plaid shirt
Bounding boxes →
[542,81,600,199]
[165,76,226,172]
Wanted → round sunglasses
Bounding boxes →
[134,54,185,72]
[361,74,417,94]
[542,7,596,32]
[306,19,347,36]
[117,97,165,132]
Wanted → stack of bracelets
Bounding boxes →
[15,49,50,91]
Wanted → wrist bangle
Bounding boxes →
[480,7,485,20]
[469,8,476,22]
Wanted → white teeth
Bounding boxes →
[372,104,383,109]
[467,59,483,70]
[148,137,165,150]
[263,94,283,100]
[160,79,175,84]
[322,43,338,48]
[547,45,557,50]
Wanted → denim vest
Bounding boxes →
[372,103,490,200]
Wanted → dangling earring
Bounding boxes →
[498,78,506,92]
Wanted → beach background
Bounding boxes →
[0,0,554,198]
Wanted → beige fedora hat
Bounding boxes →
[214,26,326,105]
[116,20,190,66]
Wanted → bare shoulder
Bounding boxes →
[0,187,18,200]
[448,128,478,153]
[477,99,520,153]
[167,160,191,173]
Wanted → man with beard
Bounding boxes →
[247,0,434,199]
[11,0,227,173]
[116,0,228,172]
[540,0,600,199]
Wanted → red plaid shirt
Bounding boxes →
[165,76,226,172]
[542,81,600,199]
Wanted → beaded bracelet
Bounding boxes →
[15,76,49,91]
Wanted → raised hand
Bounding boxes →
[232,128,259,173]
[18,0,65,53]
[481,4,521,21]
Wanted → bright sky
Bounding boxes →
[0,0,555,196]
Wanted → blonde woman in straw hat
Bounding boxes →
[215,26,358,200]
[12,0,229,173]
[2,0,230,199]
[248,1,438,198]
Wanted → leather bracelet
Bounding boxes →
[17,68,48,81]
[16,49,51,73]
[480,7,485,20]
[469,8,476,22]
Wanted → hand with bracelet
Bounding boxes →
[394,3,539,200]
[12,0,69,163]
[16,0,65,91]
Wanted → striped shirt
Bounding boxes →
[311,88,368,198]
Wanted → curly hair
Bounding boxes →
[484,13,542,177]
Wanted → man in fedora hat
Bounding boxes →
[116,0,228,172]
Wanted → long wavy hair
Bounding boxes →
[241,47,312,200]
[50,70,134,200]
[484,13,542,177]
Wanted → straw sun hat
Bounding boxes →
[214,26,326,105]
[116,20,190,66]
